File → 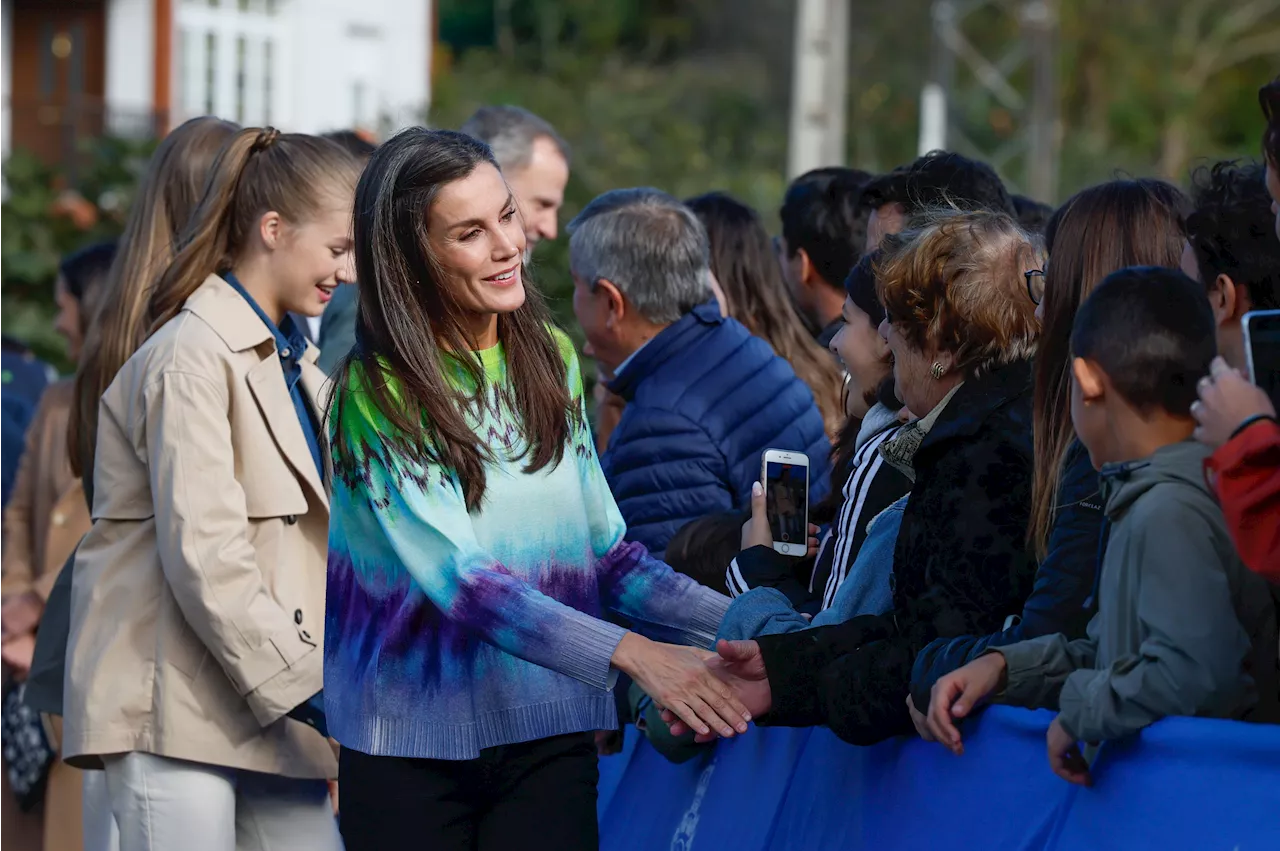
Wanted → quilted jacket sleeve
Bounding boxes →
[601,407,732,557]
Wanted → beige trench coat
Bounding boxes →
[63,275,336,779]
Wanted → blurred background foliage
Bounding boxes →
[4,0,1277,370]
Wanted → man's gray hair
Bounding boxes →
[459,105,570,172]
[567,188,713,325]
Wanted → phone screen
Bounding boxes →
[1246,311,1280,408]
[765,461,808,547]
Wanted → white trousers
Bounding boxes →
[83,769,121,851]
[102,753,341,851]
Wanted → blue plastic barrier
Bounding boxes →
[597,707,1280,850]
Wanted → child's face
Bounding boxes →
[1070,357,1111,470]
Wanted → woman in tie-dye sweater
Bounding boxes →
[324,128,747,851]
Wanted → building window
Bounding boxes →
[234,36,247,123]
[262,39,274,124]
[178,28,191,112]
[176,0,286,125]
[352,81,366,129]
[203,31,217,114]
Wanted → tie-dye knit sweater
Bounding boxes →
[324,330,730,760]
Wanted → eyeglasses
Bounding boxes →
[1025,269,1045,305]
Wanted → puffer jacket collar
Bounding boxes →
[609,302,724,403]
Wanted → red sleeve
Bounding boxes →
[1205,420,1280,581]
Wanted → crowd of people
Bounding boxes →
[1,73,1278,850]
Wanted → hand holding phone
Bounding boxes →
[761,449,810,557]
[1243,310,1280,406]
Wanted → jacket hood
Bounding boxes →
[1099,439,1213,518]
[854,403,901,453]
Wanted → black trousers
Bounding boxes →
[338,733,599,851]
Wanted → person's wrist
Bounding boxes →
[610,632,648,676]
[1230,412,1277,441]
[984,652,1009,693]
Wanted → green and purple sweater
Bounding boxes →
[324,330,729,760]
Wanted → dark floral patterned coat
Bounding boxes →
[756,359,1037,745]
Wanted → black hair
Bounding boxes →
[1012,194,1054,235]
[664,512,742,596]
[863,150,1015,218]
[58,241,118,301]
[843,249,884,326]
[321,129,377,161]
[1261,77,1280,166]
[1186,160,1280,310]
[779,166,874,288]
[1070,266,1216,416]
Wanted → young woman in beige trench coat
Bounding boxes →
[62,127,360,851]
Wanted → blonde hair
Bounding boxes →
[147,127,362,332]
[70,116,240,479]
[875,209,1042,378]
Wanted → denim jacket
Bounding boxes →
[717,496,906,642]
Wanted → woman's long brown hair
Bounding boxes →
[1028,179,1189,558]
[329,128,575,511]
[685,192,845,440]
[145,128,361,333]
[69,117,239,480]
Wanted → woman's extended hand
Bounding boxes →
[612,633,751,739]
[663,639,772,742]
[1192,357,1276,448]
[741,482,820,556]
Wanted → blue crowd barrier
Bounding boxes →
[597,707,1280,850]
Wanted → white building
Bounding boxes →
[3,0,432,160]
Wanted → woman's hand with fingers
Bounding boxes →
[664,639,772,742]
[611,633,751,740]
[742,481,820,556]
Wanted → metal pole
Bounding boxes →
[787,0,850,178]
[823,0,850,167]
[1024,0,1058,202]
[921,0,956,155]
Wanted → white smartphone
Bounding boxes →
[1243,310,1280,407]
[761,449,810,557]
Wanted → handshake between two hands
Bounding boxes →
[643,639,774,744]
[649,643,1092,788]
[906,653,1092,787]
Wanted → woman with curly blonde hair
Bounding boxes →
[669,209,1045,748]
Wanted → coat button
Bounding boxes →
[294,609,303,625]
[51,512,66,526]
[285,515,297,525]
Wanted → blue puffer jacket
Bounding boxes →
[603,302,831,556]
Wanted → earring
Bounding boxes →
[930,362,946,380]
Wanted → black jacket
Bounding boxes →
[755,360,1038,745]
[908,440,1105,708]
